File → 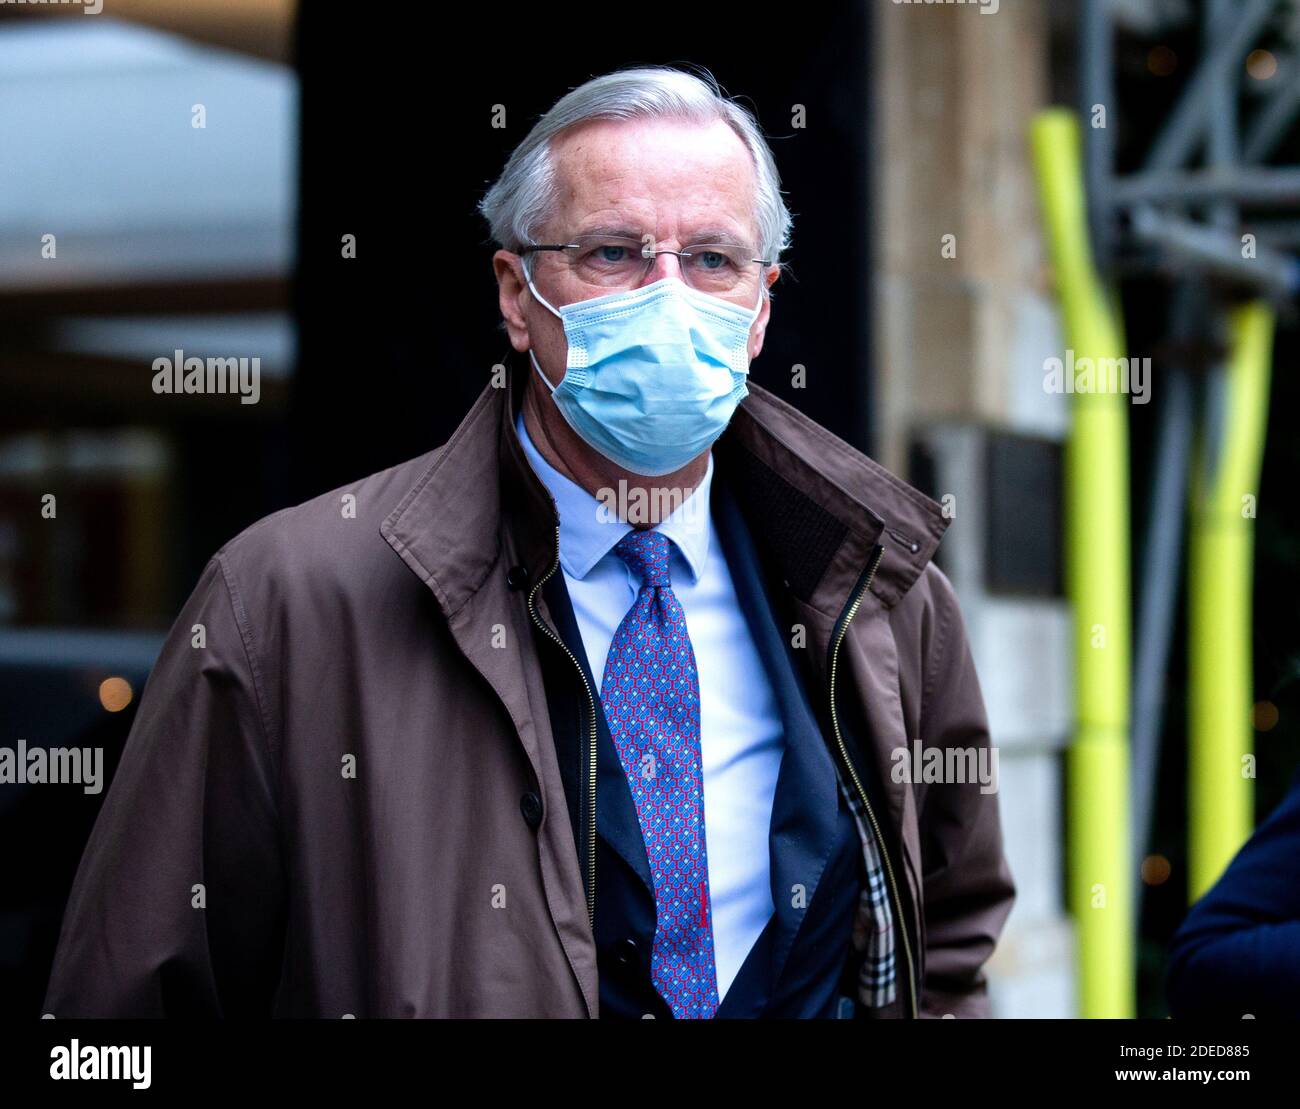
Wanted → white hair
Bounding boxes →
[478,65,793,290]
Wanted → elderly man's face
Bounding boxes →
[497,115,777,382]
[493,115,778,490]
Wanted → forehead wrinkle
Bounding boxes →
[548,118,759,247]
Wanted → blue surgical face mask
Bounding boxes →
[523,259,764,477]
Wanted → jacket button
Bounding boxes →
[614,938,640,967]
[506,565,530,591]
[519,792,543,829]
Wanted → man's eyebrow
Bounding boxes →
[681,228,751,247]
[572,224,755,248]
[573,224,647,240]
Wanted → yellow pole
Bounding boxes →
[1031,109,1134,1018]
[1188,302,1274,900]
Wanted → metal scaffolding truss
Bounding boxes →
[1080,0,1298,913]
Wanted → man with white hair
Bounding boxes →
[44,65,1014,1019]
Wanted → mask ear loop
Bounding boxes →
[522,253,564,319]
[733,268,767,370]
[750,266,768,319]
[523,253,562,394]
[529,349,558,394]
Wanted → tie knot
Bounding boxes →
[614,528,672,589]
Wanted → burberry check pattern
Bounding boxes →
[601,527,720,1019]
[835,771,898,1008]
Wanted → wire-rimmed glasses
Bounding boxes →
[520,232,770,298]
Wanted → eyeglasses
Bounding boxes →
[520,233,770,296]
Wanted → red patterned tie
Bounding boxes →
[602,527,719,1018]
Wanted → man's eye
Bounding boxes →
[595,244,630,263]
[696,251,731,270]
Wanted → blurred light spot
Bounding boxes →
[1141,854,1172,886]
[1252,700,1279,731]
[1246,49,1277,80]
[1148,46,1178,77]
[99,676,133,713]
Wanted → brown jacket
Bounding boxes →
[42,371,1015,1018]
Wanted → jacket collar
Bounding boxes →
[381,365,949,619]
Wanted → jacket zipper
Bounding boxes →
[526,527,598,932]
[827,542,920,1019]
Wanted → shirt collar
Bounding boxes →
[515,411,712,583]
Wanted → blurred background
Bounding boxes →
[1,0,1296,1018]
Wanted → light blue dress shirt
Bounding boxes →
[517,413,786,1002]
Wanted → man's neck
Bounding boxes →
[519,379,709,527]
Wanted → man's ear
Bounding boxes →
[493,250,532,354]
